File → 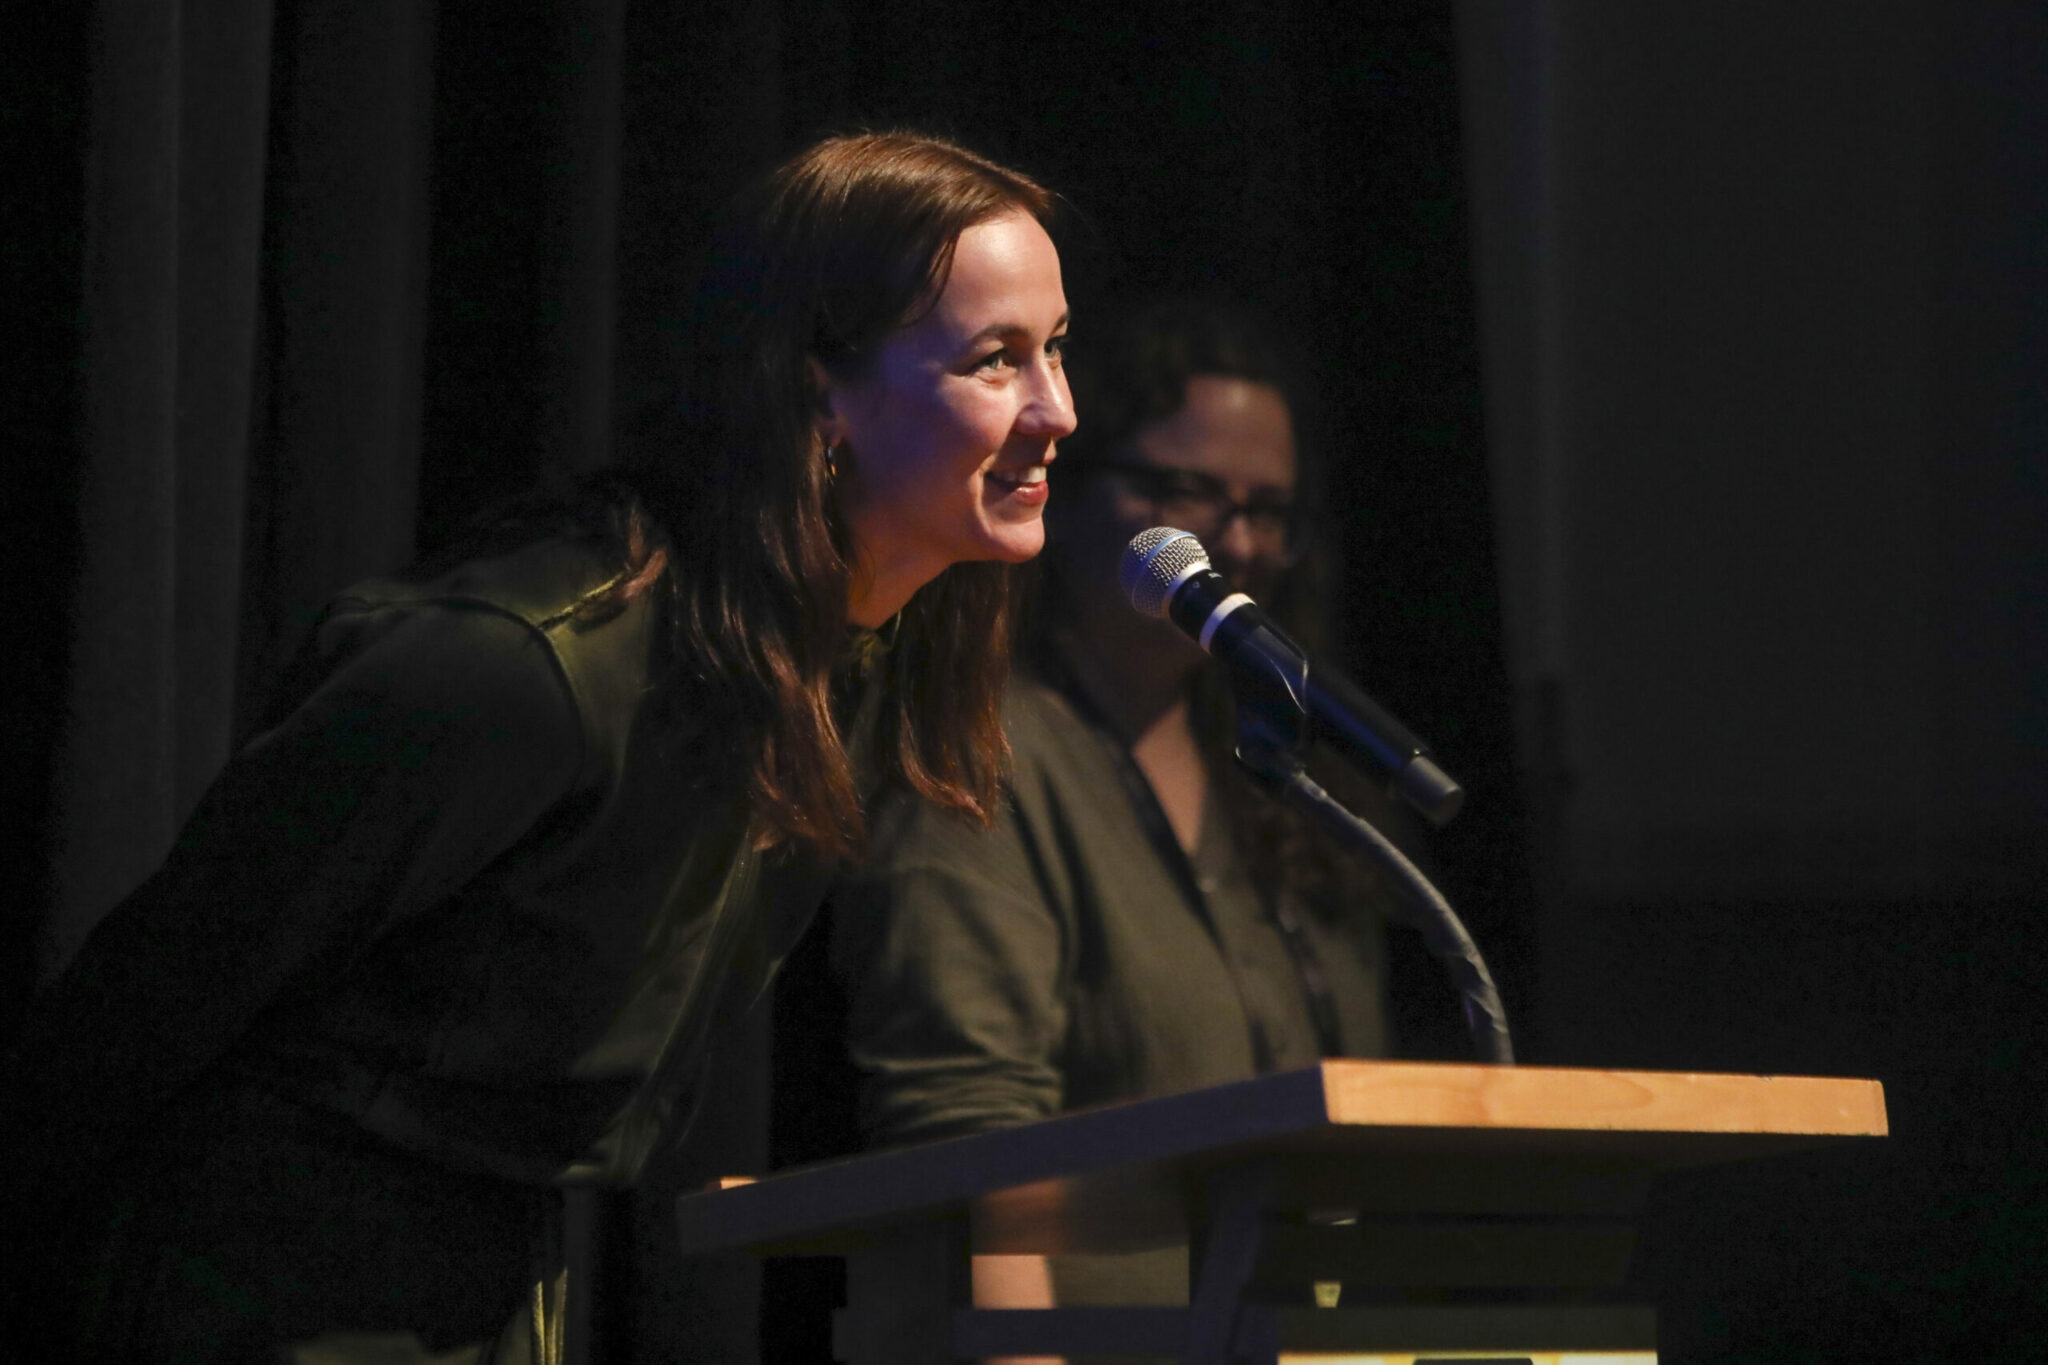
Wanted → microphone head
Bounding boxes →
[1120,527,1211,618]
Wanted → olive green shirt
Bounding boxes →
[830,671,1392,1319]
[832,665,1392,1141]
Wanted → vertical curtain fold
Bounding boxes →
[172,1,276,824]
[1452,0,1572,1019]
[239,0,436,719]
[549,0,628,480]
[53,0,197,966]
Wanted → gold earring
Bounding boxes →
[823,438,840,480]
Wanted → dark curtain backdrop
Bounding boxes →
[1460,2,2048,1360]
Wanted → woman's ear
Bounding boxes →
[804,356,845,449]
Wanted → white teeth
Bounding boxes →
[1010,465,1047,485]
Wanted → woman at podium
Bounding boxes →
[2,131,1074,1363]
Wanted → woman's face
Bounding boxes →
[821,211,1075,625]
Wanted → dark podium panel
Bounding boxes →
[675,1060,1887,1363]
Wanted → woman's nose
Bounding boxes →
[1022,364,1078,440]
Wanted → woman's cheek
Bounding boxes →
[947,385,1008,451]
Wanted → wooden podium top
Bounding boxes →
[674,1060,1886,1257]
[1316,1059,1884,1134]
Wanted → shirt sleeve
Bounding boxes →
[829,790,1070,1147]
[1,600,586,1197]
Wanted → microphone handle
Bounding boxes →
[1169,569,1465,826]
[1306,668,1465,827]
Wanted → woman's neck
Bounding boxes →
[848,548,940,629]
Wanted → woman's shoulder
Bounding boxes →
[332,533,624,630]
[998,671,1078,757]
[998,670,1128,806]
[316,529,677,783]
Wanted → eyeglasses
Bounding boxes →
[1085,458,1303,562]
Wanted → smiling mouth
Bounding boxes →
[987,465,1049,491]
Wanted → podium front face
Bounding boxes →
[675,1061,1886,1363]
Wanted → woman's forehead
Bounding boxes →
[925,214,1067,341]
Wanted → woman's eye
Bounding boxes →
[1045,333,1069,361]
[973,349,1014,372]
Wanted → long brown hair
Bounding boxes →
[619,132,1057,860]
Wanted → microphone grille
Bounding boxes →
[1119,527,1211,618]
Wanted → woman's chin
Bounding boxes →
[993,523,1048,564]
[964,516,1047,565]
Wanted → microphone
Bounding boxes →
[1120,527,1465,826]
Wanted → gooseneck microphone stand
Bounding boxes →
[1230,663,1515,1066]
[1120,525,1514,1064]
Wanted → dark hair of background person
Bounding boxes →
[1025,295,1399,923]
[612,130,1059,859]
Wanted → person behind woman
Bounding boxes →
[0,130,1073,1363]
[822,297,1405,1322]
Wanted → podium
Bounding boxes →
[675,1061,1886,1363]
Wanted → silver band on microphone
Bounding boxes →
[1198,593,1255,652]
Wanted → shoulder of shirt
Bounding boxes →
[999,671,1077,752]
[323,534,667,785]
[855,670,1081,857]
[997,669,1126,808]
[328,534,622,627]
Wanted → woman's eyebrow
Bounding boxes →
[961,310,1071,347]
